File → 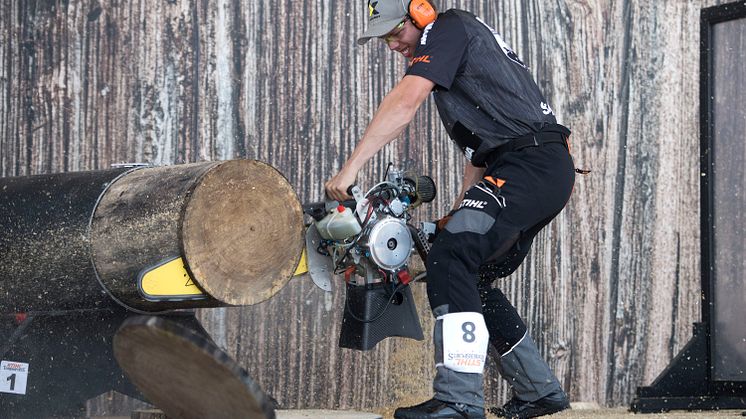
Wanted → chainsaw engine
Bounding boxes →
[303,167,436,350]
[313,168,435,285]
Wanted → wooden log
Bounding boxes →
[113,315,275,419]
[1,160,304,313]
[0,168,131,312]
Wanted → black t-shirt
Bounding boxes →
[406,9,557,166]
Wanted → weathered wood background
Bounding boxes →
[0,0,730,411]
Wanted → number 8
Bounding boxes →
[462,322,476,343]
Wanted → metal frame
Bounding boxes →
[700,0,746,398]
[700,0,746,334]
[631,1,746,413]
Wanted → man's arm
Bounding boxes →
[452,161,485,212]
[325,75,435,201]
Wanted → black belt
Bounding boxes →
[485,124,570,166]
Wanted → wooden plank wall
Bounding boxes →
[0,0,727,410]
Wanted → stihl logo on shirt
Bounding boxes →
[410,55,431,65]
[460,199,488,209]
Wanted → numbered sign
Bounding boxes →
[441,312,489,374]
[0,360,29,395]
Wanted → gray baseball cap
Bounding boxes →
[357,0,408,45]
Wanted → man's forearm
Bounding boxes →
[342,93,417,174]
[325,75,434,201]
[341,75,434,174]
[452,162,486,211]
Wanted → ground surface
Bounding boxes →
[276,411,382,419]
[371,404,746,419]
[95,406,746,419]
[531,407,746,419]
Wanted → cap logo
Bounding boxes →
[368,1,380,18]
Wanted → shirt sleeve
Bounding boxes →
[405,12,468,90]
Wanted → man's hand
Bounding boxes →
[325,168,357,201]
[436,214,453,232]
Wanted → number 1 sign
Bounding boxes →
[0,360,29,395]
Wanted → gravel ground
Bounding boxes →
[541,406,746,419]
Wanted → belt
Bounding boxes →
[485,124,570,167]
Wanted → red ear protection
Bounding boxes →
[407,0,437,30]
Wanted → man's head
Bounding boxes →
[357,0,437,48]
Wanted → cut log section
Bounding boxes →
[90,159,305,311]
[89,162,222,312]
[113,316,275,419]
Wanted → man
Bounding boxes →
[325,1,575,418]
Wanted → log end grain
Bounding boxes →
[113,316,275,419]
[181,160,304,306]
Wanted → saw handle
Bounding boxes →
[347,185,365,204]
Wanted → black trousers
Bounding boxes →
[425,141,575,354]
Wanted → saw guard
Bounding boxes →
[303,224,334,292]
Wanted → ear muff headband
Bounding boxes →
[404,0,436,30]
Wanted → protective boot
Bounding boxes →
[491,395,569,419]
[491,332,569,418]
[394,398,486,419]
[395,306,489,419]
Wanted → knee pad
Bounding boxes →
[434,312,490,374]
